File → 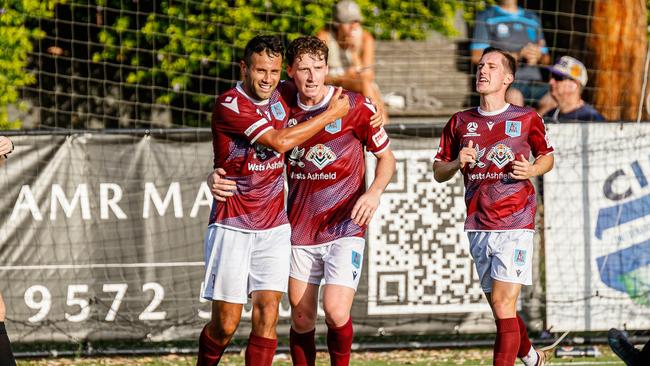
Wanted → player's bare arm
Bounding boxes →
[509,153,554,180]
[433,140,477,183]
[0,136,13,165]
[256,87,349,153]
[351,148,396,226]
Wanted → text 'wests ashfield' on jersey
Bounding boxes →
[290,171,337,180]
[247,161,284,172]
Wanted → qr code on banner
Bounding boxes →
[366,150,486,315]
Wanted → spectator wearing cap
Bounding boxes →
[470,0,550,107]
[316,0,389,123]
[545,56,605,122]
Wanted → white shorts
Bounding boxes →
[201,224,291,304]
[467,230,534,293]
[289,237,365,291]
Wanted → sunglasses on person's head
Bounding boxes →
[550,73,571,82]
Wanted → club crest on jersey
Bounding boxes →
[464,122,480,137]
[514,249,527,267]
[325,118,342,134]
[270,101,286,120]
[469,144,486,169]
[486,143,515,169]
[288,147,305,167]
[505,120,521,137]
[306,144,336,169]
[351,251,362,269]
[254,143,279,160]
[221,96,239,114]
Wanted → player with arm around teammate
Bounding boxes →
[197,35,350,366]
[433,47,554,366]
[208,36,395,366]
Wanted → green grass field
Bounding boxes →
[19,347,625,365]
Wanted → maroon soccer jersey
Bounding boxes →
[435,104,554,231]
[285,87,390,246]
[209,82,290,231]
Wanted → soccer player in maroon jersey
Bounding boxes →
[433,47,554,366]
[197,35,351,366]
[283,36,394,366]
[209,36,395,366]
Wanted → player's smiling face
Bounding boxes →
[287,52,329,105]
[476,52,513,95]
[240,51,282,101]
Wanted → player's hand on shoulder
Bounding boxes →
[207,168,237,201]
[351,191,380,227]
[0,136,13,156]
[326,87,350,120]
[509,154,534,180]
[368,99,385,129]
[458,140,477,169]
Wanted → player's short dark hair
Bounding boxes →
[482,47,517,76]
[286,36,329,67]
[243,35,285,66]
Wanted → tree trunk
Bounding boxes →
[589,0,648,121]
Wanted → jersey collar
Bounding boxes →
[297,86,335,111]
[478,103,510,116]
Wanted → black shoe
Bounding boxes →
[608,328,640,366]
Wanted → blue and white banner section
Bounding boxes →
[544,123,650,332]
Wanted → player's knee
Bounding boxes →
[208,318,238,343]
[490,298,517,319]
[291,307,317,332]
[323,304,350,327]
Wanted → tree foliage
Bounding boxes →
[90,0,479,126]
[2,0,495,128]
[0,0,59,128]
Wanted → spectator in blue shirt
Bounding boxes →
[545,56,605,122]
[471,0,550,106]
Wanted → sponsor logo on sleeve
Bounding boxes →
[244,118,269,137]
[505,120,522,137]
[270,101,286,120]
[305,144,337,169]
[486,143,515,169]
[372,128,388,147]
[221,96,239,114]
[325,118,342,134]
